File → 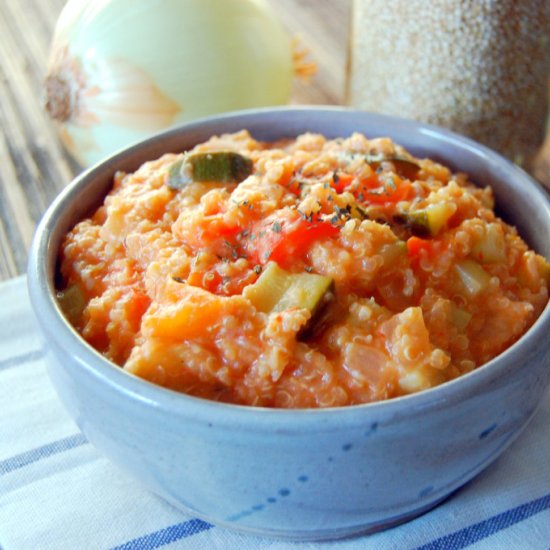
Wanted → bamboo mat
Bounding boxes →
[0,0,350,281]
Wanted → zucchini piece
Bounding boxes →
[351,203,369,221]
[455,259,491,296]
[243,262,334,316]
[57,284,86,325]
[423,202,456,235]
[471,223,506,263]
[365,154,421,180]
[191,151,253,183]
[166,151,253,189]
[166,158,189,189]
[450,304,472,330]
[395,202,455,237]
[400,210,431,238]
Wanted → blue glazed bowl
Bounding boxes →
[27,107,550,540]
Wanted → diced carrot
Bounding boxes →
[406,236,433,259]
[143,285,242,341]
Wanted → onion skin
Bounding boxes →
[44,0,293,167]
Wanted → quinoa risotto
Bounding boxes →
[57,131,550,408]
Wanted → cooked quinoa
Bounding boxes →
[58,131,550,407]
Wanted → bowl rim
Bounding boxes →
[27,105,550,429]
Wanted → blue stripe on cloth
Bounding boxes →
[416,492,550,550]
[0,348,43,372]
[0,433,88,476]
[110,519,213,550]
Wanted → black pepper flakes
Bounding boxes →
[224,240,239,260]
[335,205,351,217]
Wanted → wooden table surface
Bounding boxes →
[2,0,549,282]
[0,0,351,281]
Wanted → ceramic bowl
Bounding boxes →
[27,107,550,540]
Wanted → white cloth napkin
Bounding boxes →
[1,275,549,550]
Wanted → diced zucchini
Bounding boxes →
[191,151,253,183]
[275,273,334,314]
[57,284,86,325]
[471,223,506,263]
[424,202,456,235]
[165,159,188,190]
[243,262,334,316]
[397,202,456,237]
[351,203,369,221]
[450,304,472,330]
[243,263,293,312]
[166,151,253,189]
[455,259,491,296]
[404,210,431,237]
[365,154,421,180]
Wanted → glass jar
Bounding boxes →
[346,0,550,169]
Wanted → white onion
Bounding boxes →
[44,0,293,167]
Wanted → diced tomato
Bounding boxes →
[406,236,433,259]
[332,172,354,193]
[246,211,339,267]
[192,220,242,261]
[286,179,303,196]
